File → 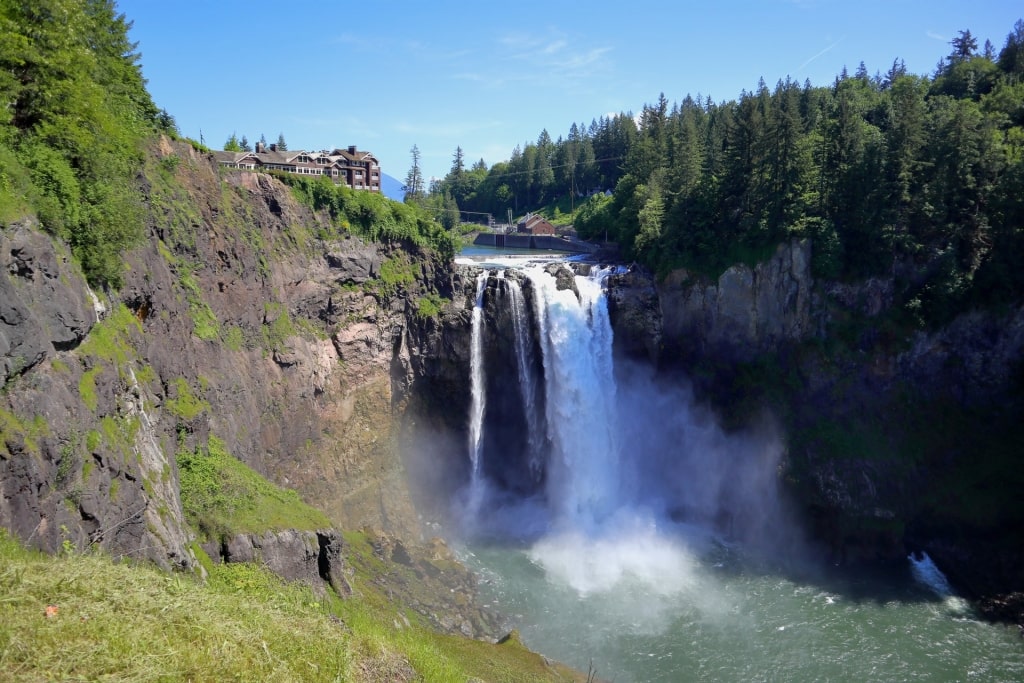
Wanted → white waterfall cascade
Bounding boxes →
[505,275,544,479]
[909,551,955,598]
[525,265,621,531]
[466,262,699,597]
[908,551,970,613]
[466,271,488,512]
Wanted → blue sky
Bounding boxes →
[121,1,1021,183]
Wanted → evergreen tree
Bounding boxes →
[951,30,978,61]
[276,132,288,151]
[239,135,251,152]
[403,144,424,202]
[997,19,1024,75]
[224,133,242,152]
[156,108,178,136]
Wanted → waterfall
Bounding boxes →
[908,551,956,598]
[506,276,544,479]
[526,265,620,530]
[463,260,793,596]
[466,271,488,511]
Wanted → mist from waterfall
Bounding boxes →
[447,261,1024,682]
[458,262,800,601]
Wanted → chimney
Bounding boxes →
[348,145,357,154]
[269,143,277,152]
[255,141,264,154]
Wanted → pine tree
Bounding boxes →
[276,132,288,151]
[403,144,424,202]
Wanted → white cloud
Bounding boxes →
[927,30,947,42]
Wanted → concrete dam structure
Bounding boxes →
[472,232,598,254]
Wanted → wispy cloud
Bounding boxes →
[797,37,845,71]
[332,32,375,49]
[496,27,613,87]
[927,30,947,42]
[392,119,505,139]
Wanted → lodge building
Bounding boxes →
[213,143,381,192]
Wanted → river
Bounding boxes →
[460,539,1023,682]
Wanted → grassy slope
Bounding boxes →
[0,531,584,682]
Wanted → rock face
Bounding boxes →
[0,139,470,569]
[653,239,814,363]
[203,529,352,596]
[1,221,94,386]
[606,236,1024,618]
[607,267,663,362]
[0,219,191,567]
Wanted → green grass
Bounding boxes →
[415,293,449,319]
[179,269,220,341]
[164,377,209,421]
[376,254,416,298]
[78,304,141,367]
[0,408,45,458]
[177,435,331,540]
[0,530,587,682]
[261,303,297,352]
[78,367,102,412]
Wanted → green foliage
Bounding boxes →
[574,193,616,241]
[78,367,102,412]
[223,132,242,152]
[164,377,208,421]
[0,141,33,223]
[180,270,220,341]
[261,303,296,352]
[0,0,158,288]
[78,304,141,367]
[377,254,416,298]
[177,435,330,540]
[277,173,459,261]
[85,429,101,452]
[222,324,246,351]
[98,414,140,460]
[0,408,44,458]
[415,293,449,319]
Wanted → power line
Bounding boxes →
[429,155,627,183]
[489,155,626,180]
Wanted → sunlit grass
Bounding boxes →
[0,531,587,682]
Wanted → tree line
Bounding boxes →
[0,0,178,287]
[422,22,1024,326]
[223,132,288,153]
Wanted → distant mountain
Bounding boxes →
[381,173,405,202]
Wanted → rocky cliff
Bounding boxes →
[607,239,1024,618]
[0,138,476,577]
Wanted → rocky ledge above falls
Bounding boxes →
[607,240,815,365]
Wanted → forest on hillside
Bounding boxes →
[0,0,171,287]
[426,22,1024,327]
